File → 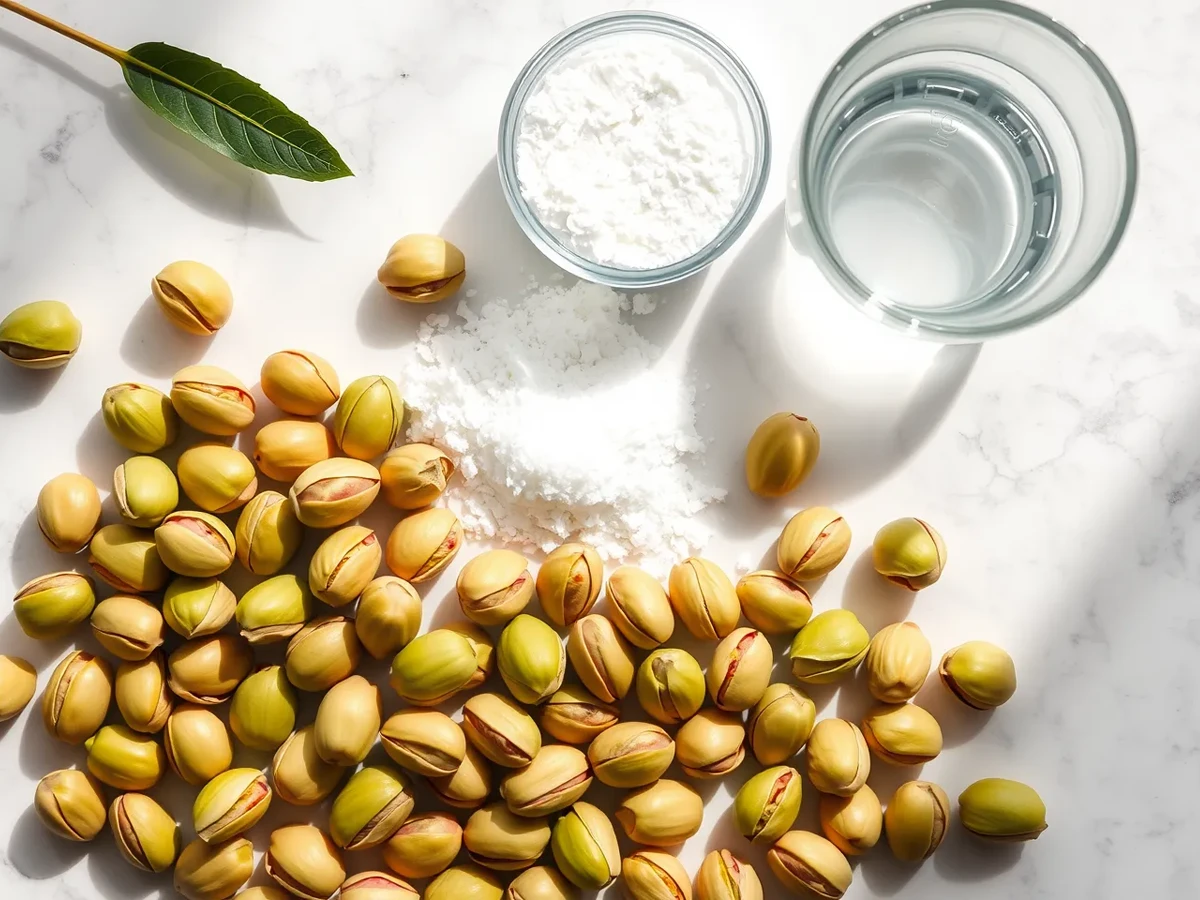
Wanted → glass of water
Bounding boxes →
[787,0,1137,340]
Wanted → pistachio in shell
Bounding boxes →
[193,767,272,843]
[329,763,415,850]
[384,506,462,583]
[314,674,381,766]
[341,871,420,900]
[167,634,253,705]
[766,830,852,899]
[605,565,674,649]
[536,542,603,627]
[0,654,36,721]
[377,234,467,304]
[232,490,304,577]
[819,785,882,856]
[265,824,346,900]
[84,724,166,791]
[586,721,674,788]
[636,648,705,726]
[864,622,932,703]
[390,628,477,706]
[91,593,165,661]
[113,455,179,527]
[177,442,258,513]
[0,299,80,368]
[777,506,851,581]
[34,769,107,841]
[789,609,869,685]
[377,709,462,779]
[13,571,95,640]
[462,691,542,768]
[735,570,813,634]
[872,517,947,590]
[806,719,870,796]
[496,614,565,705]
[615,778,703,847]
[707,627,772,712]
[622,850,692,900]
[261,349,340,416]
[164,704,233,786]
[289,457,382,529]
[939,641,1017,710]
[115,651,174,733]
[550,801,620,890]
[101,383,178,453]
[457,549,533,626]
[174,837,253,900]
[426,865,503,900]
[884,780,950,861]
[957,778,1047,842]
[254,418,339,483]
[271,724,345,807]
[229,665,298,751]
[861,703,943,766]
[309,524,381,607]
[383,812,463,880]
[380,442,456,509]
[567,614,635,703]
[356,576,422,659]
[744,412,820,497]
[505,865,578,900]
[463,802,551,871]
[734,766,803,845]
[170,364,256,436]
[674,708,746,779]
[151,259,232,335]
[88,524,169,593]
[539,684,620,745]
[163,576,237,640]
[428,742,492,810]
[37,472,101,552]
[42,649,113,744]
[668,557,739,640]
[155,510,236,578]
[236,573,314,645]
[334,375,404,460]
[446,619,495,689]
[747,683,816,766]
[285,615,361,692]
[695,850,763,900]
[500,744,593,818]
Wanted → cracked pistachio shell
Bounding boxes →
[356,576,421,659]
[178,443,258,514]
[381,443,455,510]
[174,837,253,900]
[605,565,673,649]
[91,593,165,661]
[235,490,305,576]
[551,801,620,890]
[708,627,772,712]
[309,525,381,607]
[152,260,232,335]
[380,708,466,777]
[170,365,256,436]
[254,418,338,483]
[735,766,803,846]
[383,812,463,879]
[42,649,113,744]
[457,549,533,626]
[865,622,932,703]
[14,571,95,639]
[735,571,812,635]
[0,654,36,721]
[747,683,816,766]
[377,234,467,304]
[271,724,345,806]
[777,507,851,581]
[314,674,381,766]
[37,472,101,552]
[261,349,340,417]
[237,574,314,645]
[668,557,739,641]
[115,651,173,733]
[446,620,494,689]
[334,375,404,460]
[675,709,746,780]
[102,382,178,453]
[286,615,361,692]
[861,703,943,765]
[35,769,107,841]
[615,778,703,847]
[536,542,603,627]
[885,781,950,861]
[464,802,551,871]
[500,744,593,817]
[873,518,946,590]
[623,851,692,900]
[266,825,345,900]
[958,779,1047,842]
[540,684,620,745]
[695,850,762,900]
[84,724,165,790]
[939,641,1017,710]
[587,721,674,788]
[819,785,882,856]
[426,865,503,900]
[390,628,477,705]
[193,768,271,843]
[88,524,169,592]
[164,577,236,639]
[167,634,253,705]
[428,742,492,809]
[744,413,820,498]
[329,763,414,850]
[164,704,232,785]
[0,299,80,368]
[789,610,869,684]
[114,456,179,527]
[767,831,852,899]
[567,615,636,704]
[229,665,298,751]
[497,614,566,705]
[155,511,236,578]
[463,692,542,768]
[290,457,382,529]
[635,648,705,726]
[342,871,420,900]
[385,506,462,582]
[806,719,870,796]
[505,865,577,900]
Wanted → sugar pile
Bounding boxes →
[404,280,722,567]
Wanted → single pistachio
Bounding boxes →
[115,651,174,733]
[356,576,422,659]
[457,549,533,626]
[285,615,361,692]
[236,574,314,645]
[34,769,107,841]
[605,565,673,649]
[464,802,551,870]
[587,722,674,788]
[707,627,773,712]
[309,525,381,607]
[766,831,853,899]
[789,610,869,684]
[174,837,253,900]
[864,622,932,703]
[540,684,620,745]
[381,443,456,509]
[497,614,566,705]
[390,628,477,705]
[155,510,236,578]
[42,649,113,744]
[675,709,746,779]
[0,654,37,721]
[254,419,339,482]
[377,234,467,304]
[536,542,603,627]
[14,571,95,639]
[819,785,882,856]
[567,614,635,703]
[668,557,740,640]
[266,824,346,900]
[164,704,232,785]
[446,620,495,689]
[551,801,620,890]
[426,865,503,900]
[872,517,946,590]
[235,490,305,576]
[193,768,272,843]
[777,507,851,581]
[463,692,542,768]
[271,724,345,806]
[745,412,820,497]
[747,683,816,766]
[0,299,81,368]
[381,708,467,777]
[861,703,943,765]
[939,641,1017,710]
[500,744,593,817]
[383,812,463,879]
[89,524,170,592]
[178,443,258,514]
[635,648,705,726]
[290,457,382,529]
[695,850,763,900]
[167,634,253,705]
[735,571,813,634]
[113,456,179,527]
[37,472,102,552]
[329,763,414,850]
[314,674,381,766]
[884,781,950,861]
[152,260,233,335]
[384,506,462,582]
[334,375,404,460]
[958,779,1047,842]
[805,719,870,797]
[622,851,693,900]
[91,593,165,661]
[84,724,166,790]
[261,349,341,417]
[229,665,298,751]
[170,365,256,436]
[164,577,237,639]
[102,383,178,453]
[615,778,703,847]
[734,766,803,845]
[428,742,493,810]
[505,865,578,900]
[341,871,420,900]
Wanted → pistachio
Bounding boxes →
[766,831,852,899]
[156,510,237,578]
[0,654,36,721]
[884,781,950,861]
[0,299,81,368]
[383,812,463,879]
[819,785,882,855]
[805,719,870,796]
[695,850,763,900]
[615,778,703,847]
[236,574,314,644]
[266,825,346,900]
[777,507,851,581]
[193,768,272,842]
[447,620,495,689]
[84,724,166,790]
[505,865,577,900]
[381,708,467,777]
[178,442,258,513]
[261,349,340,416]
[456,549,532,625]
[551,802,620,890]
[587,722,674,788]
[958,778,1047,842]
[861,703,943,765]
[115,651,174,733]
[42,649,113,744]
[356,576,422,659]
[174,837,253,900]
[164,704,233,785]
[329,763,414,850]
[789,610,869,684]
[385,506,462,582]
[536,542,603,627]
[635,648,705,725]
[939,641,1017,710]
[285,615,361,691]
[707,627,772,712]
[88,523,169,592]
[289,457,382,529]
[377,234,467,303]
[390,628,477,705]
[254,418,339,482]
[675,709,746,779]
[381,443,456,509]
[497,614,566,705]
[167,634,253,705]
[229,665,298,751]
[34,769,107,841]
[426,865,503,900]
[102,383,178,453]
[334,375,404,460]
[622,851,691,900]
[14,571,95,639]
[567,614,635,703]
[735,571,813,634]
[170,365,256,436]
[152,260,233,334]
[37,472,101,552]
[464,802,551,870]
[668,557,740,640]
[428,743,493,810]
[734,766,803,845]
[164,577,237,639]
[864,622,932,703]
[342,872,420,900]
[314,674,381,765]
[745,412,820,497]
[271,724,345,806]
[500,744,593,817]
[747,683,816,766]
[463,692,542,768]
[873,516,948,590]
[309,525,381,607]
[113,455,179,527]
[232,492,302,576]
[91,594,165,660]
[540,685,620,745]
[604,565,673,648]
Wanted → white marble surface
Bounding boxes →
[0,0,1196,897]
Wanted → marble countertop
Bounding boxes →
[0,0,1195,898]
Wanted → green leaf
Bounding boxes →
[121,42,352,182]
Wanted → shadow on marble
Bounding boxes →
[118,294,210,378]
[7,509,78,594]
[840,550,916,634]
[0,364,64,414]
[857,849,922,896]
[355,278,441,350]
[912,669,993,749]
[6,805,88,879]
[18,698,79,779]
[932,820,1025,881]
[86,836,169,899]
[74,410,133,489]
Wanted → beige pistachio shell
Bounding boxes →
[885,780,950,861]
[789,610,870,685]
[550,801,620,890]
[170,365,256,436]
[178,443,258,513]
[777,507,851,581]
[167,634,252,705]
[735,570,813,634]
[587,721,674,788]
[500,744,593,817]
[497,614,565,705]
[341,871,420,900]
[707,627,772,712]
[382,812,463,880]
[674,709,746,779]
[384,507,462,582]
[260,349,340,416]
[747,683,816,766]
[35,769,107,841]
[356,576,422,659]
[695,850,763,900]
[164,704,233,785]
[114,455,179,527]
[91,593,165,661]
[668,557,739,640]
[390,628,477,706]
[314,674,381,766]
[865,622,932,703]
[101,383,178,454]
[463,802,551,870]
[0,299,81,368]
[766,831,852,899]
[605,565,673,649]
[163,577,237,640]
[622,850,692,900]
[271,724,345,806]
[463,692,543,768]
[861,703,944,765]
[381,708,467,777]
[426,865,504,900]
[115,651,174,733]
[428,743,492,810]
[285,615,361,692]
[89,524,169,593]
[174,837,253,900]
[254,418,338,482]
[328,763,414,850]
[235,490,305,576]
[42,649,113,744]
[615,778,703,847]
[193,767,272,843]
[229,665,298,751]
[505,865,578,900]
[806,719,870,796]
[334,375,404,460]
[84,724,166,791]
[37,472,101,553]
[266,825,346,900]
[14,571,96,639]
[872,518,947,590]
[377,234,467,304]
[154,510,236,578]
[539,684,620,745]
[0,654,36,721]
[152,260,232,335]
[236,573,314,645]
[567,614,635,703]
[819,785,883,855]
[380,443,455,509]
[309,525,381,607]
[289,457,382,529]
[635,648,705,725]
[457,549,534,626]
[536,542,603,627]
[745,412,820,497]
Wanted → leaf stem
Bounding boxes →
[0,0,129,64]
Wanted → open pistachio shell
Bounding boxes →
[265,825,346,900]
[382,812,463,880]
[193,767,272,843]
[170,365,256,436]
[535,542,602,627]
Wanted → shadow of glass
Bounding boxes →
[840,550,916,634]
[118,295,210,378]
[75,410,133,489]
[6,804,88,878]
[0,363,64,413]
